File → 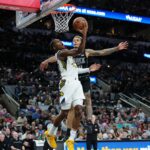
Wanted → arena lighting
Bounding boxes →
[90,76,97,84]
[57,6,150,24]
[144,53,150,59]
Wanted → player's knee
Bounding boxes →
[74,105,82,118]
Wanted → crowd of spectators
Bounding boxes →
[0,60,150,150]
[98,61,150,100]
[0,83,150,149]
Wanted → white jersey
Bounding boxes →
[55,51,85,110]
[56,51,78,79]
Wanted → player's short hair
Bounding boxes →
[73,35,82,40]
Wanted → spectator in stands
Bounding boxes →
[0,132,7,150]
[38,124,44,140]
[116,100,123,110]
[10,131,22,150]
[32,109,41,120]
[10,121,20,132]
[31,121,36,132]
[137,109,145,122]
[34,127,41,140]
[22,121,31,134]
[4,128,12,149]
[17,112,28,126]
[22,132,35,150]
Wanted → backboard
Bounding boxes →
[16,0,70,29]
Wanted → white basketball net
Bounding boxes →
[51,5,76,33]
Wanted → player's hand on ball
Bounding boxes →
[40,61,48,71]
[77,22,88,35]
[73,17,88,34]
[89,64,102,72]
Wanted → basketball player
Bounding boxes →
[40,38,128,121]
[44,23,88,150]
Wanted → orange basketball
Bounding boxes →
[73,17,88,31]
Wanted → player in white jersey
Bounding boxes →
[56,52,85,110]
[45,24,88,150]
[40,38,128,121]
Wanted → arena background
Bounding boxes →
[0,0,150,150]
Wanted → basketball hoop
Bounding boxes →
[51,4,76,33]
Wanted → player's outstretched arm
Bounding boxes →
[78,64,101,74]
[40,56,56,71]
[86,41,128,57]
[78,68,90,74]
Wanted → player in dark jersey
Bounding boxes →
[66,36,128,135]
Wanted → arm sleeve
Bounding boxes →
[78,68,90,74]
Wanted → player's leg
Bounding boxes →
[66,79,92,139]
[92,140,97,150]
[66,82,85,150]
[86,140,92,150]
[45,109,69,148]
[66,107,74,138]
[66,103,83,150]
[71,82,84,130]
[85,91,93,120]
[81,78,93,120]
[72,104,83,130]
[46,78,75,148]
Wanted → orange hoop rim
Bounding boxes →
[50,4,76,14]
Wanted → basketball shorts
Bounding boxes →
[59,77,85,110]
[80,76,91,93]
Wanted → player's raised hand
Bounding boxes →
[80,21,88,35]
[40,61,48,71]
[74,17,88,35]
[89,64,102,72]
[117,41,128,51]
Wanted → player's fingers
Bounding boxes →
[124,41,128,45]
[97,64,101,67]
[40,63,47,71]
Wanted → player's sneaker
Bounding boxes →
[66,139,74,150]
[44,131,57,149]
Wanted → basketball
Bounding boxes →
[73,17,88,31]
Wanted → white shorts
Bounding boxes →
[59,77,85,110]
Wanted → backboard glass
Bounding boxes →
[16,0,70,29]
